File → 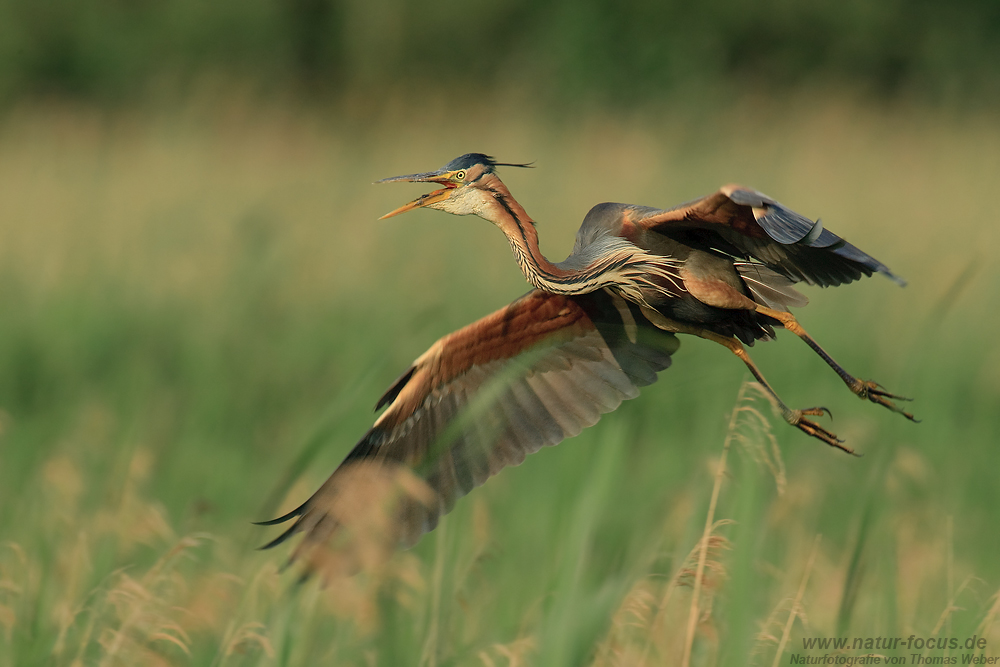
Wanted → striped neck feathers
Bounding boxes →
[479,177,679,301]
[474,176,568,290]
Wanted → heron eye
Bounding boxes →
[454,170,466,181]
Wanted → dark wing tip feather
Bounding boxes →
[830,241,907,286]
[375,366,416,412]
[747,195,906,288]
[254,500,309,550]
[253,501,307,526]
[643,186,906,289]
[257,521,302,551]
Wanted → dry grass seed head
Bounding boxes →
[591,579,661,667]
[978,587,1000,647]
[0,543,29,642]
[95,536,212,664]
[737,383,786,495]
[223,621,275,659]
[675,531,733,592]
[478,636,536,667]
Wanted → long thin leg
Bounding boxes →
[639,307,855,454]
[755,305,917,422]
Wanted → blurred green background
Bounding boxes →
[1,0,999,106]
[1,2,998,666]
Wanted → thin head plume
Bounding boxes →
[444,153,535,172]
[493,160,535,169]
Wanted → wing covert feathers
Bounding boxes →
[259,289,679,579]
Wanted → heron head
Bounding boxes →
[377,153,531,219]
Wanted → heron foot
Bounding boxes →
[786,408,858,456]
[851,380,919,422]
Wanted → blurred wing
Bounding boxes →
[630,186,905,287]
[259,289,679,568]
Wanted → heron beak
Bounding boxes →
[376,170,460,220]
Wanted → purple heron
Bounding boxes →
[258,153,913,568]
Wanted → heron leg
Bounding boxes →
[639,307,853,454]
[754,306,917,422]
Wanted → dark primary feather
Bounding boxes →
[258,289,679,571]
[630,186,905,287]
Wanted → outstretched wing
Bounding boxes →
[258,289,679,573]
[625,186,905,287]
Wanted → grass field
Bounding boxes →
[1,93,999,666]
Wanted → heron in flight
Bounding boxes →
[259,153,914,572]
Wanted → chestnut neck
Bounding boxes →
[475,174,569,288]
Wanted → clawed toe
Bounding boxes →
[786,409,857,456]
[854,380,918,422]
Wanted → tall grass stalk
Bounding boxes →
[419,519,447,667]
[771,534,822,667]
[680,381,748,667]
